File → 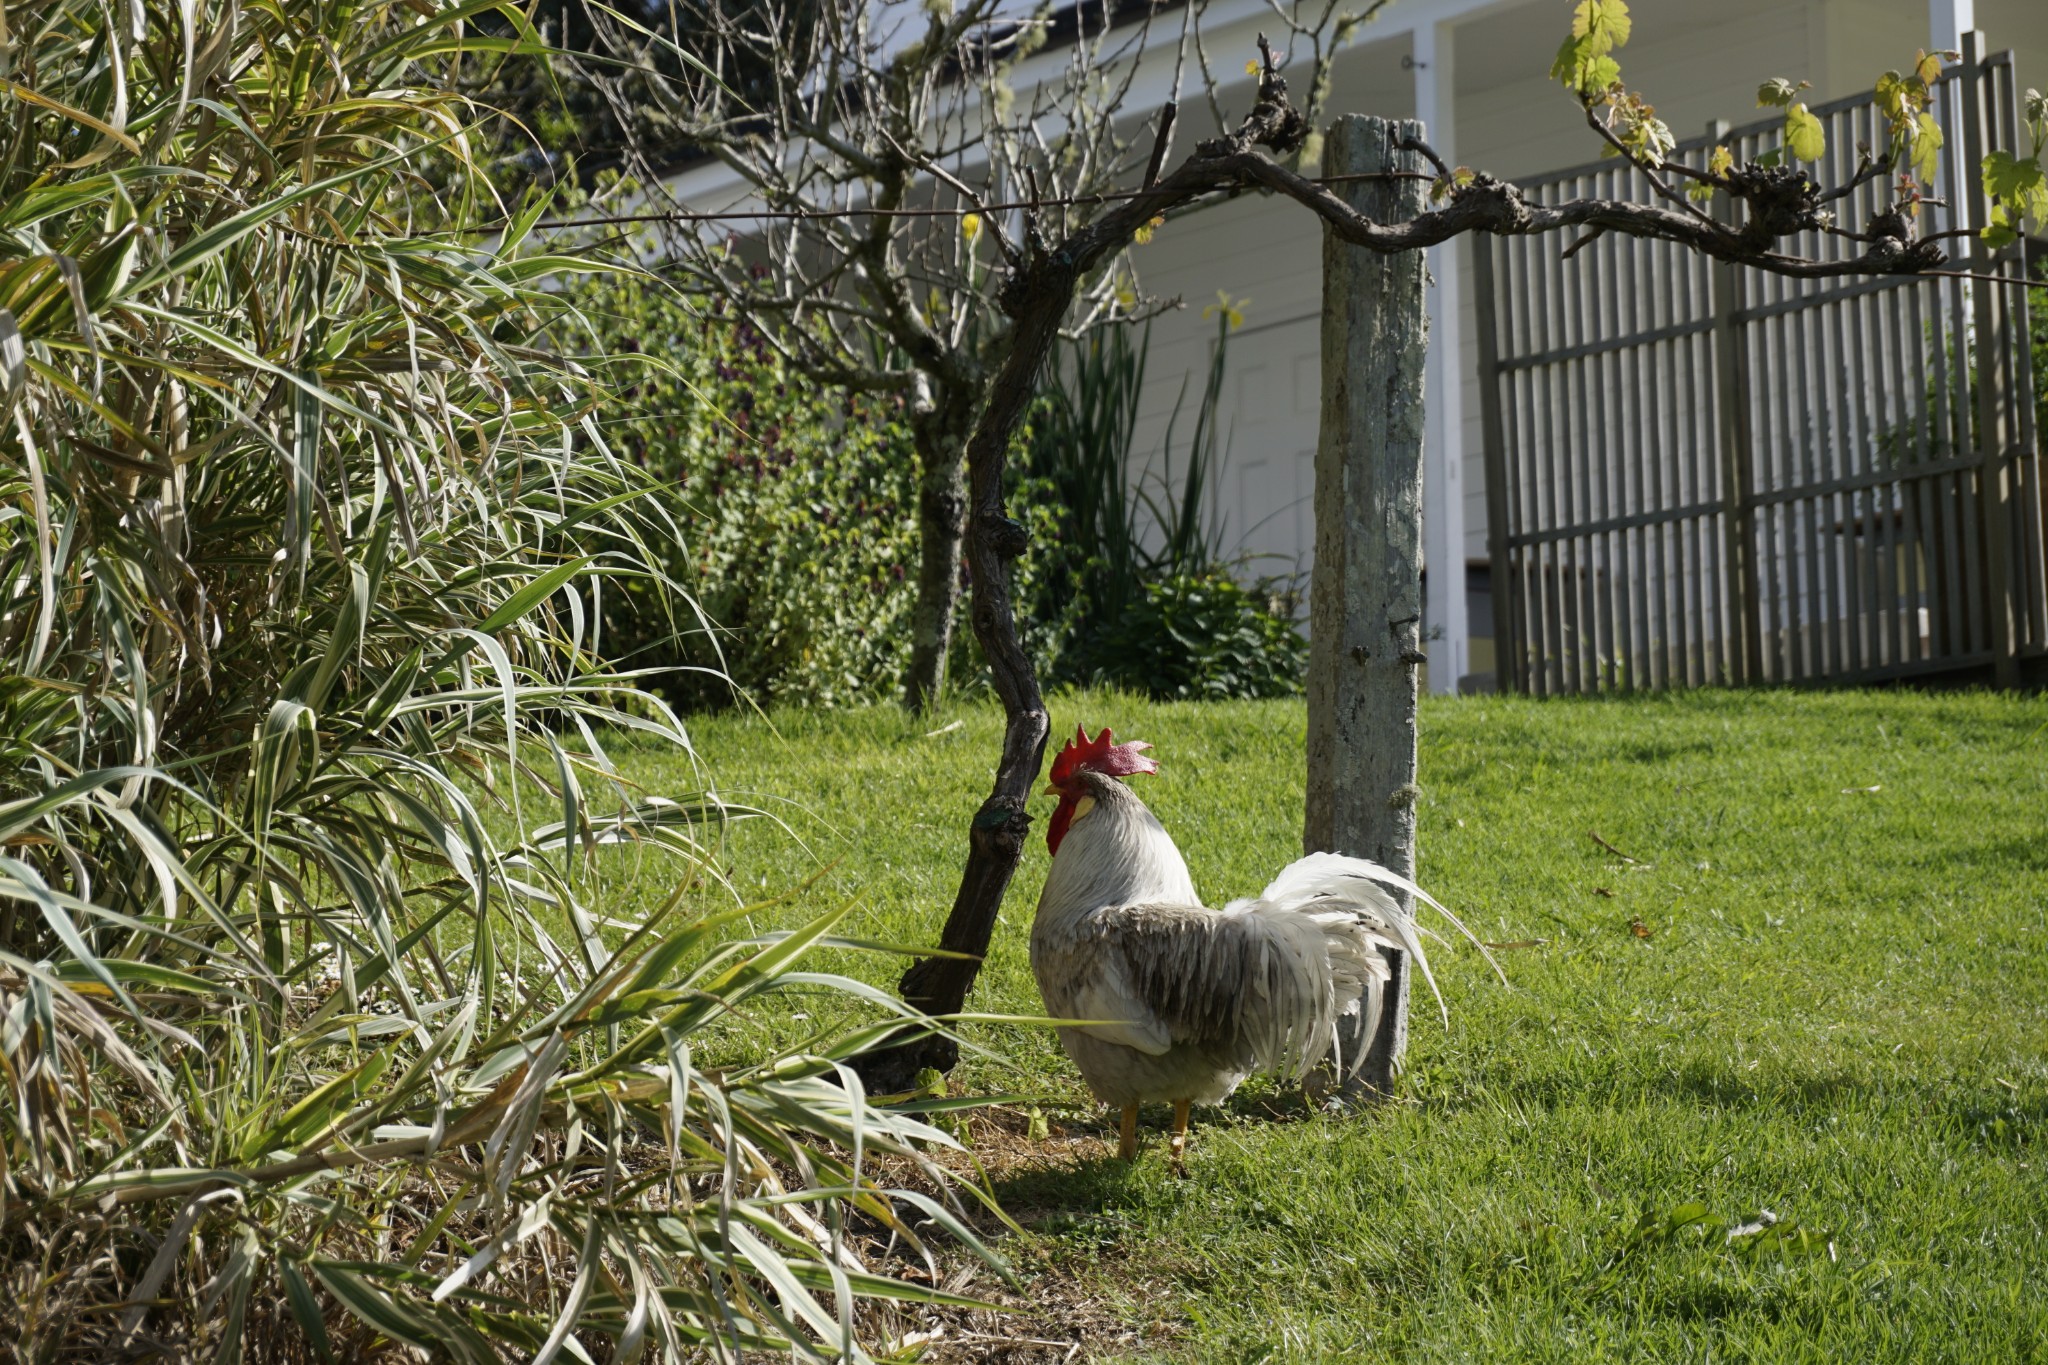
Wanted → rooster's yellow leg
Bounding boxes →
[1169,1100,1191,1169]
[1117,1103,1139,1160]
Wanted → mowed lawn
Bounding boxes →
[600,687,2047,1362]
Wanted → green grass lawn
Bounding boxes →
[603,687,2047,1362]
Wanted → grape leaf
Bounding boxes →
[1983,149,2045,202]
[1570,0,1632,52]
[1982,203,2019,249]
[1553,0,1631,96]
[1430,166,1479,203]
[1551,36,1621,96]
[1982,151,2048,238]
[1624,114,1676,166]
[1874,72,1905,117]
[1912,111,1943,185]
[1785,103,1826,163]
[1757,77,1807,108]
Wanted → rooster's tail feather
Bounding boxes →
[1232,851,1499,1077]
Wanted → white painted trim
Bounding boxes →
[1929,0,1974,52]
[1412,20,1469,694]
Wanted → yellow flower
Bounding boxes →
[961,212,982,242]
[1133,213,1164,245]
[1245,58,1260,75]
[1202,289,1249,329]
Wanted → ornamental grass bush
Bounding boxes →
[0,4,999,1359]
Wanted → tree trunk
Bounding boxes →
[902,397,973,711]
[851,273,1076,1093]
[1304,115,1430,1101]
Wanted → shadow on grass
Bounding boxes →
[970,1063,2037,1238]
[989,1151,1149,1233]
[980,1085,1367,1224]
[1927,835,2048,874]
[1469,1058,1876,1116]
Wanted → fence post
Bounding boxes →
[1706,120,1763,685]
[1305,114,1428,1097]
[1958,31,2021,688]
[1472,238,1519,693]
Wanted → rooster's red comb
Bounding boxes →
[1049,725,1158,786]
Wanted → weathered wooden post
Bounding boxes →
[1305,115,1429,1098]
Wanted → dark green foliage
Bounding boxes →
[478,1,805,188]
[571,275,924,708]
[563,274,1315,710]
[1062,569,1309,700]
[1015,317,1308,699]
[572,279,1307,709]
[1018,325,1154,644]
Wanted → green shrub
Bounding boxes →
[568,275,926,708]
[1064,569,1310,700]
[1016,318,1309,699]
[566,262,1313,712]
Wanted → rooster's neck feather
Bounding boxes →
[1035,776,1198,922]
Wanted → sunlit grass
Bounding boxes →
[605,685,2048,1362]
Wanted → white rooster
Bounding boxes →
[1030,725,1487,1162]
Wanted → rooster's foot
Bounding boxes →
[1116,1103,1139,1160]
[1168,1099,1191,1175]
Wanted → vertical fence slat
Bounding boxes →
[1534,224,1563,695]
[1883,276,1927,665]
[1514,229,1546,693]
[1687,248,1717,686]
[1474,238,1517,693]
[1593,204,1621,690]
[1707,125,1758,686]
[1906,282,1951,660]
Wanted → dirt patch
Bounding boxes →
[854,1102,1190,1361]
[863,1258,1176,1363]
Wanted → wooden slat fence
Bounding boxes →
[1475,35,2045,695]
